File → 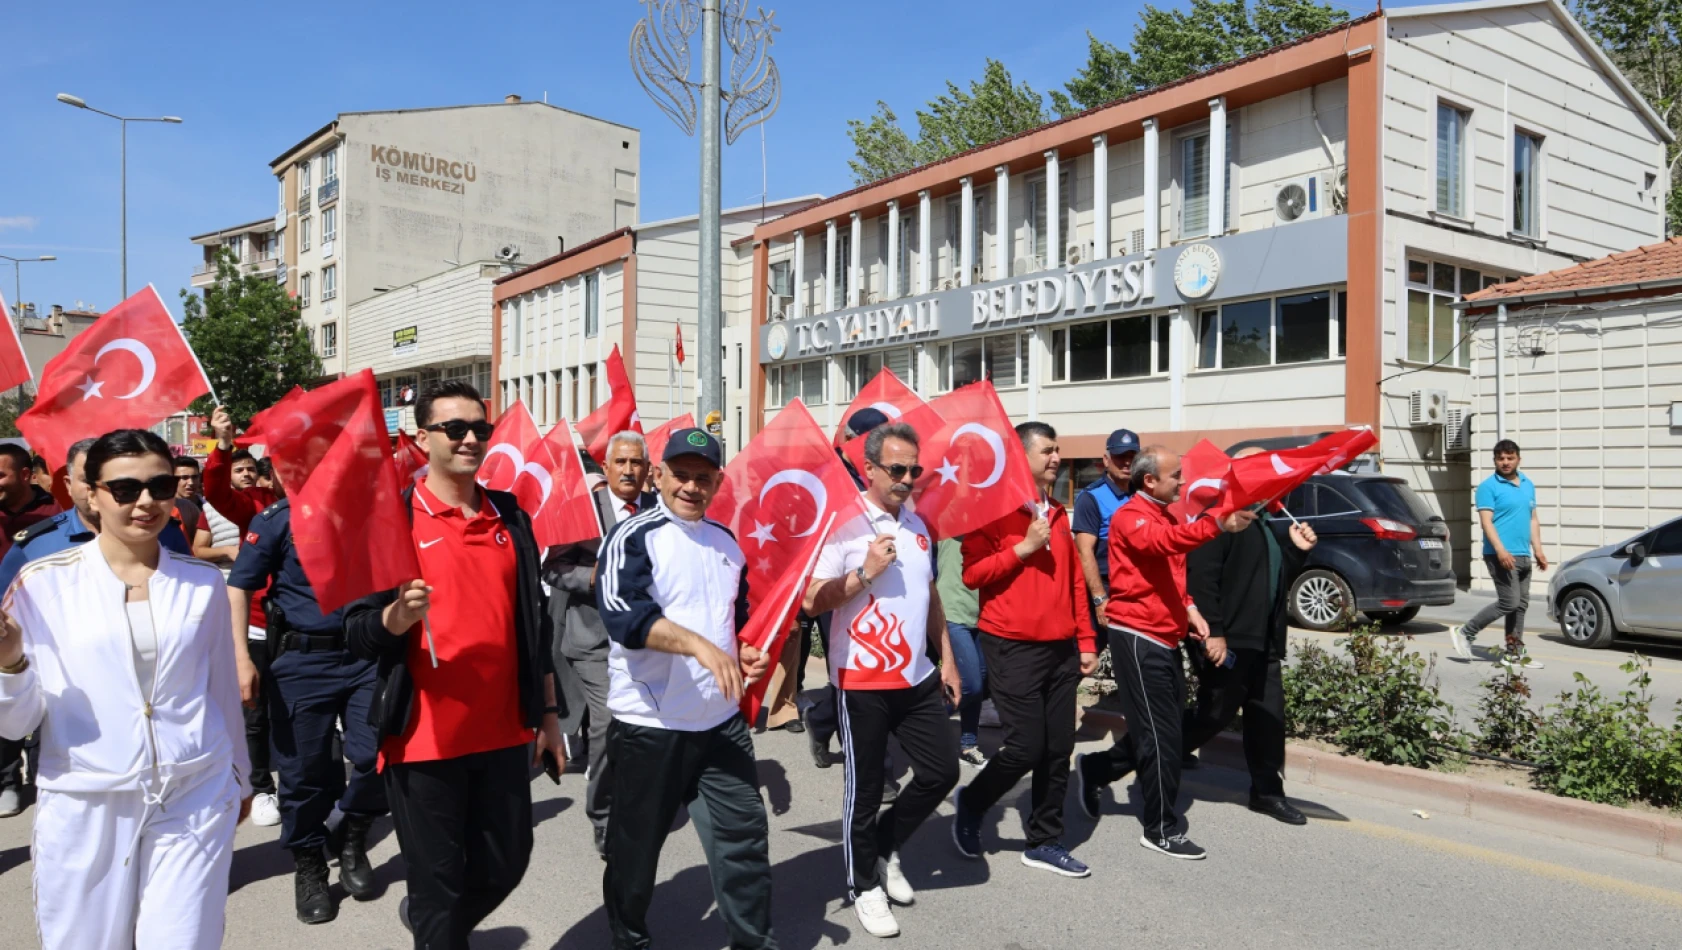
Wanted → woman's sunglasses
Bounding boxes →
[423,420,496,442]
[99,475,182,506]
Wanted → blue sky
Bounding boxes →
[2,0,1372,316]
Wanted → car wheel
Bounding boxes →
[1290,569,1357,631]
[1558,587,1614,649]
[1365,606,1422,626]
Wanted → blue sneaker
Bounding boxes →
[1021,842,1091,878]
[951,785,982,859]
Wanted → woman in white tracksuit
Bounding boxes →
[0,428,251,949]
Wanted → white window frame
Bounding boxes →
[511,296,524,356]
[320,264,337,302]
[942,196,962,283]
[298,272,311,308]
[1172,123,1235,241]
[321,206,337,242]
[319,321,338,358]
[1049,313,1173,383]
[832,233,852,309]
[299,158,311,192]
[935,331,1025,392]
[1434,100,1473,221]
[1191,287,1344,371]
[299,216,312,252]
[1510,127,1544,239]
[1401,258,1496,369]
[323,148,338,183]
[897,211,915,298]
[584,272,600,338]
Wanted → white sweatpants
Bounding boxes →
[31,768,241,950]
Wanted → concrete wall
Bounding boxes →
[346,262,499,377]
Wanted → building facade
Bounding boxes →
[1461,237,1682,596]
[15,304,99,395]
[188,217,282,291]
[269,95,641,379]
[492,198,820,458]
[746,0,1668,586]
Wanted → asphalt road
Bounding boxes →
[3,722,1680,949]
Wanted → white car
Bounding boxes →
[1548,515,1682,648]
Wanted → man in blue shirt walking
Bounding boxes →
[1072,428,1140,629]
[1451,439,1548,669]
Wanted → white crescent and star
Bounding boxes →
[749,469,828,547]
[481,444,554,506]
[76,337,157,401]
[869,402,902,419]
[936,423,1006,489]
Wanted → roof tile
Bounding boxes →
[1464,236,1682,305]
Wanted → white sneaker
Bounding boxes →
[1448,625,1474,660]
[251,792,281,827]
[979,699,1001,729]
[878,853,915,905]
[852,886,900,938]
[1518,651,1544,670]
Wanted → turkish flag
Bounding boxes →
[0,289,31,393]
[393,429,430,483]
[1226,428,1379,511]
[251,370,420,614]
[835,367,946,476]
[1170,439,1236,523]
[17,285,211,469]
[737,511,837,725]
[675,324,686,365]
[910,381,1038,539]
[574,345,642,464]
[241,385,305,447]
[644,412,694,464]
[478,403,599,548]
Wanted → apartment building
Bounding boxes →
[492,198,821,458]
[14,304,99,395]
[188,217,283,290]
[746,0,1668,587]
[270,95,641,379]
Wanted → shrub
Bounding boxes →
[1471,668,1542,761]
[1282,638,1352,740]
[1333,632,1461,768]
[1531,657,1682,808]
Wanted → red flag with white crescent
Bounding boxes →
[478,403,599,548]
[393,429,430,483]
[1169,439,1236,524]
[910,381,1039,539]
[0,289,32,394]
[644,412,695,464]
[836,367,946,476]
[1226,428,1379,511]
[737,511,836,725]
[574,345,642,464]
[17,285,211,469]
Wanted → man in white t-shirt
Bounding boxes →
[804,422,961,940]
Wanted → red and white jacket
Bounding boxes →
[961,500,1097,654]
[1103,493,1221,648]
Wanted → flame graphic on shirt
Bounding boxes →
[849,595,911,674]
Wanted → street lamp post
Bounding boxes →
[0,254,57,325]
[56,93,182,299]
[631,1,780,431]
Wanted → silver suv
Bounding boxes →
[1548,515,1682,648]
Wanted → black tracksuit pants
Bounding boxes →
[1184,648,1288,800]
[1082,627,1186,843]
[959,635,1080,848]
[385,742,534,950]
[839,675,958,897]
[603,714,774,950]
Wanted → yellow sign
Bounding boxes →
[189,437,218,456]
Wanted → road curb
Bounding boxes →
[1079,706,1682,863]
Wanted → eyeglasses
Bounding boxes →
[99,475,182,506]
[880,463,924,482]
[423,420,495,442]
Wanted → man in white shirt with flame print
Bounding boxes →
[805,422,961,941]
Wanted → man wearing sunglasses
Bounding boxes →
[227,463,385,924]
[346,380,563,948]
[951,422,1098,878]
[804,422,960,940]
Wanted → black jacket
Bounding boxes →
[345,485,561,741]
[1186,514,1308,657]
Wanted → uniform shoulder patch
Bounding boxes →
[15,517,62,547]
[12,530,27,543]
[261,500,285,517]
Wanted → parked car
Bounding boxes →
[1273,473,1457,631]
[1548,515,1682,648]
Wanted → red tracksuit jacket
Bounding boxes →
[961,500,1097,654]
[1103,493,1220,648]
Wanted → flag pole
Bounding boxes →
[422,614,439,668]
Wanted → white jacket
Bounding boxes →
[0,542,250,797]
[597,500,749,732]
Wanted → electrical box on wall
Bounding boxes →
[1671,401,1682,427]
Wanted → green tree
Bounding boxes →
[180,250,319,427]
[846,59,1049,184]
[1576,0,1682,234]
[0,388,33,439]
[1051,0,1349,116]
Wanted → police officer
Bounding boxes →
[228,489,387,925]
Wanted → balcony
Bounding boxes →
[318,179,339,205]
[297,192,312,214]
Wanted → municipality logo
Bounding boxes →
[687,432,709,446]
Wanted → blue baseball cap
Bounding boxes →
[1105,428,1141,456]
[845,407,890,440]
[662,428,723,468]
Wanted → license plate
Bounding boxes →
[1419,538,1444,550]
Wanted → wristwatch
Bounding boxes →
[854,566,873,587]
[1091,594,1108,608]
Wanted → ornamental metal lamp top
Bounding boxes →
[630,0,781,144]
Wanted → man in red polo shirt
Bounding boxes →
[345,381,563,949]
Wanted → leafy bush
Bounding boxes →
[1471,669,1542,760]
[1531,657,1682,808]
[1282,638,1352,740]
[1334,633,1461,768]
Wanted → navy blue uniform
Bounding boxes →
[229,499,386,852]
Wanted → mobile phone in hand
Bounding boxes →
[541,748,563,785]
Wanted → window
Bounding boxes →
[587,364,599,413]
[833,232,852,308]
[1436,103,1469,217]
[1513,130,1542,237]
[1156,314,1172,373]
[1050,315,1163,383]
[1180,132,1210,238]
[769,260,793,296]
[584,273,599,337]
[569,369,579,418]
[1193,290,1343,370]
[971,188,988,280]
[943,197,962,281]
[510,297,523,356]
[320,265,336,302]
[1405,259,1483,367]
[897,212,915,297]
[1336,291,1348,357]
[380,374,418,409]
[298,272,311,308]
[322,206,337,242]
[936,333,1022,391]
[768,359,827,407]
[1027,170,1073,268]
[299,159,311,191]
[319,322,337,358]
[299,216,312,252]
[323,148,338,183]
[843,347,918,396]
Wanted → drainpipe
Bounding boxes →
[1495,303,1507,440]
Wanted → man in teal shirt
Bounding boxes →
[1451,439,1548,668]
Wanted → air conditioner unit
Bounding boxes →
[769,294,792,321]
[1065,242,1093,267]
[1408,388,1448,427]
[936,276,957,291]
[1274,175,1332,224]
[1013,257,1039,277]
[1443,407,1472,453]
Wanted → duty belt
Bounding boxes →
[281,632,345,654]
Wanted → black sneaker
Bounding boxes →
[1139,833,1207,860]
[951,786,982,859]
[1074,753,1103,821]
[808,727,832,769]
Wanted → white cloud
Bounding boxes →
[0,217,38,232]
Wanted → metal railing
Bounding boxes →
[297,192,312,213]
[318,179,339,204]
